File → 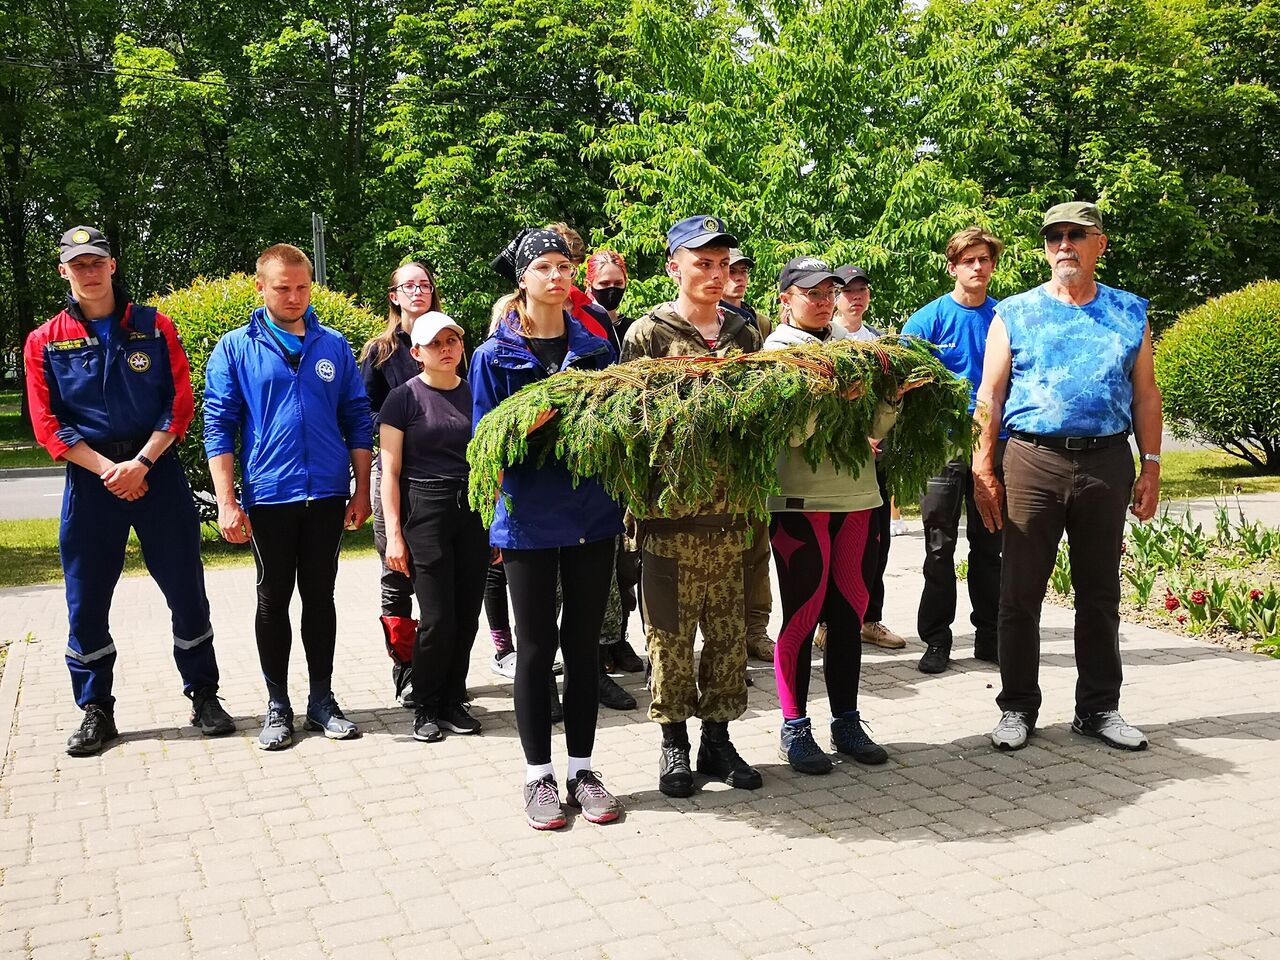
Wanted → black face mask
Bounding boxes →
[591,286,625,311]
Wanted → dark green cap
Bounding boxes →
[1041,201,1104,234]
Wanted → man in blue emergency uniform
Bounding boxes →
[24,225,235,756]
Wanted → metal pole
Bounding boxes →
[311,212,328,287]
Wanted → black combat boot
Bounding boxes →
[697,721,763,790]
[658,722,694,798]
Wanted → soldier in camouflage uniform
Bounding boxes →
[620,214,764,798]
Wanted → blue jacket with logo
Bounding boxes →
[469,312,623,550]
[203,306,373,508]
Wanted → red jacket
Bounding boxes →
[25,302,194,461]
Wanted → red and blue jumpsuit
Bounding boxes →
[24,300,220,708]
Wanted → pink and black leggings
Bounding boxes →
[768,510,872,721]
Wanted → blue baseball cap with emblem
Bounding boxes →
[666,215,738,255]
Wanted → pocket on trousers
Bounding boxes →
[641,549,680,634]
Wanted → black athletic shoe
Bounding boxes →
[779,719,834,775]
[658,741,694,798]
[609,638,645,673]
[413,710,443,742]
[831,711,889,765]
[697,722,763,790]
[439,702,482,735]
[598,671,637,710]
[189,687,235,736]
[973,640,999,664]
[917,643,951,674]
[549,674,563,724]
[66,703,118,757]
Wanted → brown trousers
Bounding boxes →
[997,439,1134,718]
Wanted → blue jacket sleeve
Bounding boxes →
[336,338,373,451]
[202,336,243,459]
[468,347,503,432]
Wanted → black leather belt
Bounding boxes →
[100,439,149,460]
[408,477,467,490]
[1009,430,1129,452]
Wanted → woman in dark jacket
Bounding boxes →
[472,228,624,830]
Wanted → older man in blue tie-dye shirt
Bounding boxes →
[969,201,1163,755]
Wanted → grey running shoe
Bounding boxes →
[566,771,623,824]
[189,686,235,736]
[66,703,119,757]
[1073,711,1148,751]
[413,710,443,742]
[991,710,1033,751]
[258,704,294,751]
[523,774,566,830]
[303,694,359,740]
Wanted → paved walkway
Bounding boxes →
[1,529,1278,960]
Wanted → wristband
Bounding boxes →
[1140,453,1161,466]
[135,453,155,469]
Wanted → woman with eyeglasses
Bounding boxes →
[763,257,920,776]
[472,228,624,830]
[359,262,441,708]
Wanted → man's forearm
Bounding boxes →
[972,398,1003,473]
[350,448,373,493]
[208,453,239,505]
[1132,396,1163,459]
[62,441,115,475]
[138,430,177,463]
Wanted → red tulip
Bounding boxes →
[1165,595,1180,611]
[1251,589,1264,601]
[1190,590,1207,606]
[1176,613,1188,625]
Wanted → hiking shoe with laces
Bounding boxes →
[918,642,951,674]
[831,711,889,765]
[598,671,637,710]
[440,702,481,735]
[658,741,694,798]
[303,694,359,740]
[567,771,623,823]
[257,704,294,751]
[66,703,119,757]
[412,710,443,742]
[746,634,776,662]
[697,722,763,790]
[491,651,517,679]
[862,622,906,649]
[523,774,566,830]
[1072,711,1148,751]
[779,719,833,775]
[991,710,1034,751]
[189,686,235,736]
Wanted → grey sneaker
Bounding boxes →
[566,771,622,824]
[1073,711,1148,751]
[523,774,566,830]
[412,709,443,743]
[303,694,360,740]
[258,704,294,751]
[991,710,1033,751]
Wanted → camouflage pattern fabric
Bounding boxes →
[744,516,773,643]
[641,526,749,724]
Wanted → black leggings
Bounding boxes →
[503,538,614,765]
[248,497,347,704]
[484,561,510,633]
[864,466,892,623]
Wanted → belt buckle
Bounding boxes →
[1063,436,1087,451]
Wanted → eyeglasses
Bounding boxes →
[1044,227,1098,246]
[391,281,433,294]
[796,287,838,302]
[526,262,577,280]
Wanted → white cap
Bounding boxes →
[409,311,465,347]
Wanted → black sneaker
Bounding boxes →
[598,671,637,710]
[973,638,999,664]
[523,774,566,830]
[413,709,443,742]
[439,702,481,735]
[189,687,235,736]
[66,703,118,757]
[779,719,833,775]
[831,711,889,765]
[918,643,951,674]
[609,638,645,673]
[658,741,694,798]
[697,722,763,790]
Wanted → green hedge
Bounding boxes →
[1154,280,1280,473]
[152,274,383,513]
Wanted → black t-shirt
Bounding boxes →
[377,378,473,481]
[527,335,569,374]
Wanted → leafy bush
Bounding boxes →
[151,274,383,514]
[1155,281,1280,472]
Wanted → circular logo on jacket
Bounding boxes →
[315,359,336,382]
[127,351,151,373]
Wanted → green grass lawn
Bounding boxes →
[0,518,377,589]
[0,446,53,469]
[1156,449,1280,499]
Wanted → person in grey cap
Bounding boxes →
[972,201,1163,753]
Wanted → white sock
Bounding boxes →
[525,762,555,784]
[567,756,592,780]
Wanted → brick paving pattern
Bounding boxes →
[1,530,1278,959]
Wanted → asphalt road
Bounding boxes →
[0,473,64,519]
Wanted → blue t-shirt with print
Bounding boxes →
[999,282,1147,437]
[902,292,998,418]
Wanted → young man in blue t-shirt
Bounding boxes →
[901,227,1005,675]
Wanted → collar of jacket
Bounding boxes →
[489,310,610,371]
[249,305,320,349]
[65,282,130,330]
[649,301,750,345]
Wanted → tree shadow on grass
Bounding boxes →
[618,711,1280,843]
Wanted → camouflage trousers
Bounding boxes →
[744,516,773,642]
[641,522,749,724]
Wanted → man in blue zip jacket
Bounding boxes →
[204,243,374,751]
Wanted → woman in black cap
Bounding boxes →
[471,229,625,830]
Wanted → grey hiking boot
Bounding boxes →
[991,710,1034,751]
[257,704,294,751]
[1072,711,1148,751]
[303,693,359,740]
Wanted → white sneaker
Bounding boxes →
[1072,711,1148,751]
[491,651,517,679]
[890,519,909,537]
[991,711,1033,751]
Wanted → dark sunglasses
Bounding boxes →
[1044,227,1097,245]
